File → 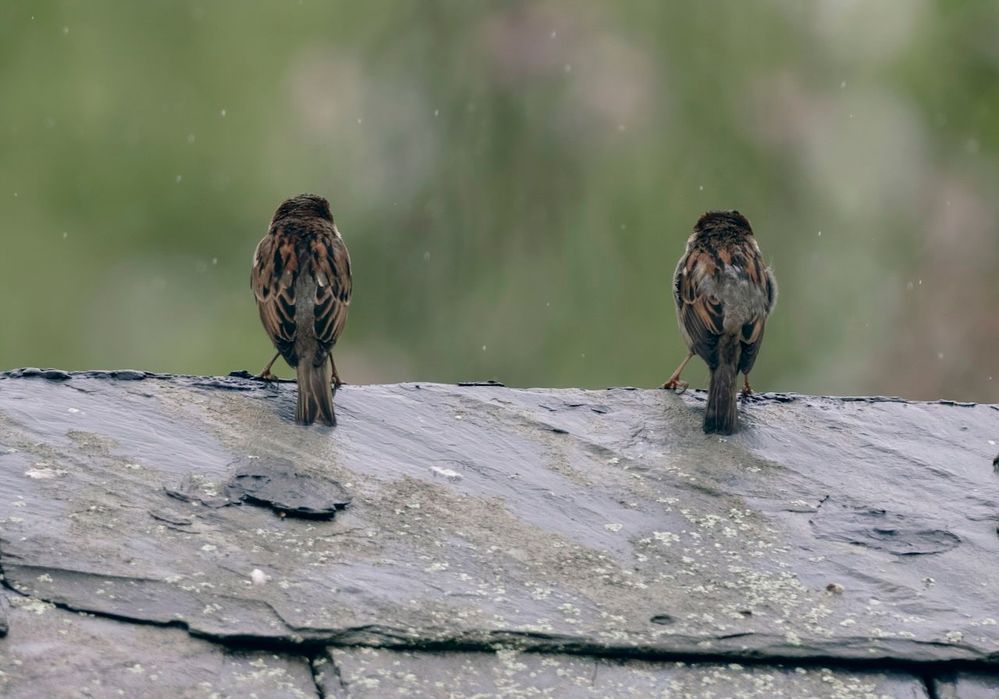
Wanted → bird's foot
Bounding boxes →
[253,371,280,382]
[662,378,689,394]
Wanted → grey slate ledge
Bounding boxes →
[1,369,998,697]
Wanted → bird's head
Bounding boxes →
[694,209,753,236]
[272,193,334,223]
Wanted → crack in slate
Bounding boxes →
[4,536,999,679]
[3,547,999,689]
[324,653,349,697]
[308,653,329,699]
[923,673,942,699]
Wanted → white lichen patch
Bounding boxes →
[430,466,462,480]
[24,467,66,479]
[9,596,54,615]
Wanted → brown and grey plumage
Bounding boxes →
[663,210,777,435]
[251,194,352,426]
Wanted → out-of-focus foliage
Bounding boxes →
[1,1,997,401]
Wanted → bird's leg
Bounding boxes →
[330,355,345,389]
[662,352,694,393]
[741,374,753,398]
[254,352,280,382]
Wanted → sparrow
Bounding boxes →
[663,210,777,435]
[250,194,352,426]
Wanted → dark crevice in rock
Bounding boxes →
[361,635,999,678]
[4,567,999,689]
[308,654,329,699]
[924,674,941,699]
[5,547,999,684]
[3,540,999,682]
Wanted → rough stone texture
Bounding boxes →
[0,591,316,699]
[935,673,999,699]
[320,648,929,698]
[1,369,998,696]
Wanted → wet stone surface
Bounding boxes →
[0,370,998,695]
[319,648,930,699]
[0,590,316,699]
[936,673,999,699]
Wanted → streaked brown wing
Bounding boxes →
[736,241,776,375]
[677,248,725,363]
[251,229,300,364]
[310,230,351,355]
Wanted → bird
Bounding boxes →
[250,194,352,426]
[663,210,777,435]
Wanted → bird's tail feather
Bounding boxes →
[704,337,740,435]
[296,359,335,426]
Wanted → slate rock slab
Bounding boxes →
[1,370,998,693]
[936,673,999,699]
[320,647,930,698]
[224,457,352,519]
[0,591,317,699]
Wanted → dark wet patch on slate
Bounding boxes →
[457,380,506,387]
[810,502,961,555]
[224,458,351,520]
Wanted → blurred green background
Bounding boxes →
[2,1,997,401]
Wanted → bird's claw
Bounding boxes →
[662,379,689,394]
[254,371,279,382]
